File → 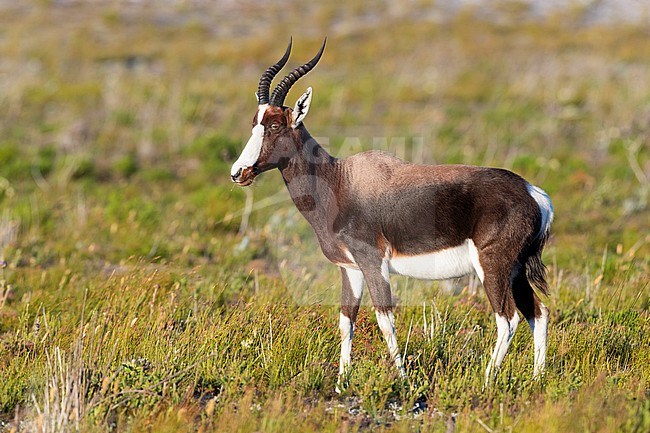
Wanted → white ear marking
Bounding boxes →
[292,87,313,128]
[255,92,260,103]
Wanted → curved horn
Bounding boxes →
[269,38,326,107]
[257,37,292,105]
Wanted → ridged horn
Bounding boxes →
[257,37,292,105]
[269,38,326,107]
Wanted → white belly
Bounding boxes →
[388,240,477,280]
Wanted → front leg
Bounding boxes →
[338,266,364,388]
[360,257,405,377]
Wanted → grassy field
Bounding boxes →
[0,2,649,432]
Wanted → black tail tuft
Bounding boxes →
[525,232,550,296]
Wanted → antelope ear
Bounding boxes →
[255,92,260,103]
[291,87,312,128]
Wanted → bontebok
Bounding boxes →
[231,38,554,390]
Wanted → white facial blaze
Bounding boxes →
[230,105,268,178]
[255,104,267,123]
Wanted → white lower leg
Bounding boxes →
[485,312,520,386]
[337,268,364,393]
[338,313,353,378]
[375,310,406,377]
[528,303,549,378]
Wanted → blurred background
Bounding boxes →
[1,0,648,291]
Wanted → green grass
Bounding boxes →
[0,2,649,432]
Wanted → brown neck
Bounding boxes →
[278,125,342,233]
[279,125,339,190]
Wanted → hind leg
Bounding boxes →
[530,302,549,378]
[512,272,549,378]
[471,250,520,386]
[484,306,520,386]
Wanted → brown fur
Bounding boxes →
[239,105,550,315]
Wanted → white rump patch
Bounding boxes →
[527,184,554,239]
[230,105,268,177]
[388,240,476,280]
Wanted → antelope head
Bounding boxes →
[230,38,327,186]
